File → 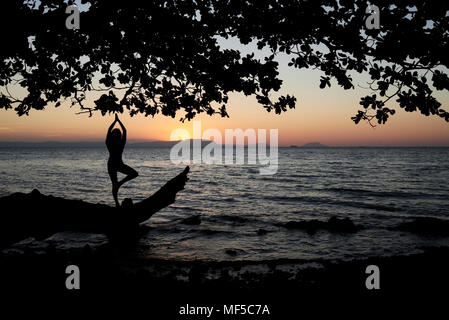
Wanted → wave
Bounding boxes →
[291,174,323,178]
[394,217,449,236]
[264,195,397,212]
[258,176,305,184]
[171,205,198,211]
[207,197,237,202]
[188,228,234,236]
[276,216,360,234]
[209,214,251,224]
[72,187,99,193]
[325,187,444,200]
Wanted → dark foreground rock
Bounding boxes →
[0,166,190,248]
[277,216,359,233]
[1,239,448,314]
[394,217,449,236]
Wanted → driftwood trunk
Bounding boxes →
[0,166,190,247]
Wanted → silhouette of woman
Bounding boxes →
[106,114,138,207]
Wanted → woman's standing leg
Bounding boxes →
[108,161,120,207]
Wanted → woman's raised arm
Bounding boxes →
[106,116,118,141]
[116,115,127,144]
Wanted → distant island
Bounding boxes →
[290,142,329,148]
[302,142,328,148]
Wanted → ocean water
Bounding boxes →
[0,146,448,262]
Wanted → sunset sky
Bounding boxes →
[1,39,448,146]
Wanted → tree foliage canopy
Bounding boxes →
[0,0,448,125]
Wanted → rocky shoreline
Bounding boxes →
[1,188,449,313]
[2,229,448,293]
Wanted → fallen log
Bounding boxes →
[0,166,190,247]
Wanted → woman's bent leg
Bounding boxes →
[117,163,139,188]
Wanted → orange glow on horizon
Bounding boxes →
[169,128,191,141]
[1,68,448,146]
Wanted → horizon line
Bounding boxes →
[0,140,448,148]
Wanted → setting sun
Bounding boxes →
[169,128,191,141]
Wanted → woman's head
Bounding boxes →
[110,128,122,142]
